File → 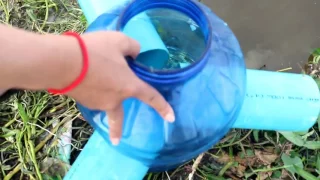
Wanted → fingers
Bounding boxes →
[107,104,124,146]
[116,33,141,59]
[134,80,175,123]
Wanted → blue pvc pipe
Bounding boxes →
[232,69,320,131]
[78,0,131,25]
[122,12,169,69]
[63,131,149,180]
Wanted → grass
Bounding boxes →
[0,0,319,180]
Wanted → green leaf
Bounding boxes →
[294,131,309,136]
[281,153,303,175]
[16,101,29,123]
[313,48,320,55]
[280,132,305,146]
[202,165,214,172]
[279,132,320,150]
[303,141,320,149]
[253,130,259,142]
[301,130,315,140]
[293,165,318,180]
[318,115,320,130]
[316,154,320,172]
[0,127,19,138]
[239,149,255,159]
[271,170,282,178]
[198,168,229,180]
[26,9,37,22]
[1,165,12,171]
[246,149,255,157]
[314,78,320,90]
[0,129,17,138]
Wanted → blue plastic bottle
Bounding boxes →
[64,0,320,179]
[78,0,246,171]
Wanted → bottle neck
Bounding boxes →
[117,0,212,85]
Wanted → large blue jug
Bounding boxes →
[64,0,320,179]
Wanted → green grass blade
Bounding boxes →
[293,165,318,180]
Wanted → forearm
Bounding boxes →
[0,25,81,90]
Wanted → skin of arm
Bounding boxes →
[0,24,175,145]
[0,24,81,91]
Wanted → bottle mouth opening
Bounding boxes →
[117,0,212,84]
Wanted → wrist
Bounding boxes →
[43,34,83,91]
[16,34,83,91]
[0,25,82,91]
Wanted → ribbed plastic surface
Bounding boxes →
[77,0,246,171]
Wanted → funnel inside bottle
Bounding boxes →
[123,8,207,71]
[117,2,213,85]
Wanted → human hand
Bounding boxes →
[0,25,175,145]
[64,31,175,145]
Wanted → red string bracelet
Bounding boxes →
[48,31,89,95]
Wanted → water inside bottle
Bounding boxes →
[125,8,207,70]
